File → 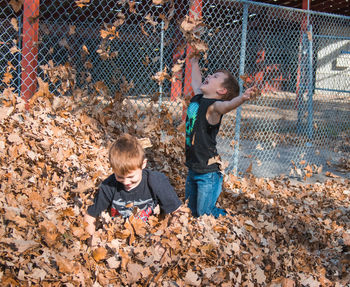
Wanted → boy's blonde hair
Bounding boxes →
[109,134,145,176]
[216,69,240,101]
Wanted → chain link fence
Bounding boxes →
[1,0,349,178]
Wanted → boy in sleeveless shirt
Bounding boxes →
[185,57,256,218]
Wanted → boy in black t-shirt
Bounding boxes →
[84,134,182,241]
[185,56,257,218]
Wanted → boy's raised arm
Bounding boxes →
[190,57,202,95]
[216,86,257,114]
[209,86,257,118]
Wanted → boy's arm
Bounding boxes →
[190,57,202,95]
[207,86,257,124]
[148,172,182,215]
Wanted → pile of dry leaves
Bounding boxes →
[0,87,349,286]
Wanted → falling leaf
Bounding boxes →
[10,46,20,54]
[10,18,18,31]
[69,25,76,35]
[28,14,40,24]
[171,63,183,74]
[180,15,198,32]
[152,66,171,85]
[82,45,89,54]
[75,0,90,8]
[142,55,150,66]
[152,0,169,4]
[129,1,136,13]
[256,143,264,151]
[2,72,13,85]
[113,12,125,26]
[144,13,157,28]
[140,23,149,37]
[245,162,253,173]
[59,38,70,50]
[10,0,24,12]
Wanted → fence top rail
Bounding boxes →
[314,34,350,40]
[221,0,350,20]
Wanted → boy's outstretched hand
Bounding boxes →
[242,86,261,101]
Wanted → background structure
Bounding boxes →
[1,0,349,178]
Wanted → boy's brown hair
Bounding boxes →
[109,134,145,176]
[216,69,240,101]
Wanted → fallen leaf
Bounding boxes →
[92,247,108,262]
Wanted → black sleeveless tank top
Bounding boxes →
[185,94,222,173]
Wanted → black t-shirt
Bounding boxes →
[185,94,222,173]
[87,169,181,221]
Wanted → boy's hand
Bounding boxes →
[242,86,261,101]
[190,56,199,63]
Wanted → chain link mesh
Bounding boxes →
[1,0,349,178]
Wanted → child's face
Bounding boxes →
[114,168,143,191]
[200,72,227,96]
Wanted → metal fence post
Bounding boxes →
[17,15,23,97]
[159,20,165,111]
[20,0,39,103]
[233,2,249,175]
[307,24,314,139]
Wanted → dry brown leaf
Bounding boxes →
[10,0,24,12]
[137,137,152,149]
[152,66,171,85]
[140,23,149,37]
[184,270,201,286]
[325,171,340,178]
[75,0,90,8]
[245,162,253,174]
[92,247,108,262]
[10,18,18,32]
[56,255,74,274]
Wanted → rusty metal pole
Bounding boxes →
[20,0,40,105]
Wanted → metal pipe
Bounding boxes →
[233,2,249,175]
[314,34,350,40]
[17,15,23,97]
[21,0,40,104]
[307,24,314,139]
[229,0,350,20]
[315,87,350,93]
[159,20,165,111]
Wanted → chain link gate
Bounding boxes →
[1,0,349,178]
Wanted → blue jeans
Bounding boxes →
[185,169,227,218]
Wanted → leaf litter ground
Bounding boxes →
[0,91,349,286]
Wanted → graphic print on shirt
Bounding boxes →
[186,101,199,147]
[111,198,155,219]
